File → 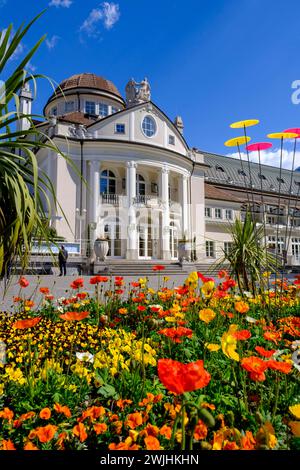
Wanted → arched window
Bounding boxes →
[136,174,146,195]
[100,170,116,194]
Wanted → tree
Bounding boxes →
[0,14,66,279]
[219,211,277,295]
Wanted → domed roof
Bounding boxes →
[56,73,122,98]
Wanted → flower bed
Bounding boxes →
[0,270,299,450]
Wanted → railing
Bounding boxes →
[133,195,154,205]
[101,194,120,205]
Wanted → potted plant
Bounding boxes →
[94,236,109,261]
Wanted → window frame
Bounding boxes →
[205,241,215,258]
[141,115,157,138]
[115,123,126,134]
[99,103,109,117]
[169,135,175,145]
[65,100,75,113]
[85,100,96,115]
[215,208,222,219]
[205,207,212,218]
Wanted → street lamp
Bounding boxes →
[75,208,87,255]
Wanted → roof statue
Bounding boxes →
[125,77,151,106]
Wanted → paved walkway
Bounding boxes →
[0,273,191,312]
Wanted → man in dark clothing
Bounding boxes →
[58,245,68,276]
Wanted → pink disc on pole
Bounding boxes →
[246,142,272,152]
[284,128,300,137]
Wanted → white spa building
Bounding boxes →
[21,73,300,269]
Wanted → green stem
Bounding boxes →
[181,403,186,450]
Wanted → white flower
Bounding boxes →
[57,306,64,313]
[76,352,94,363]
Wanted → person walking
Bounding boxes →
[58,245,68,276]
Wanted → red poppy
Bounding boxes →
[94,275,109,284]
[45,295,54,301]
[152,265,166,271]
[19,277,29,288]
[266,360,292,374]
[217,270,229,279]
[233,330,251,341]
[197,272,214,283]
[219,279,236,291]
[13,296,22,303]
[131,282,141,287]
[70,278,84,289]
[76,292,87,300]
[115,280,124,286]
[115,276,124,281]
[150,306,162,313]
[158,327,193,343]
[255,346,275,358]
[39,287,50,295]
[175,285,189,295]
[59,311,89,321]
[137,305,147,312]
[158,359,211,394]
[241,356,268,382]
[12,317,41,329]
[115,289,124,295]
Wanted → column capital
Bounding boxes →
[162,165,169,175]
[127,161,137,169]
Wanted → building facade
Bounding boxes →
[25,73,300,268]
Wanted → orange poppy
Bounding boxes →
[79,406,105,422]
[116,399,132,410]
[53,403,71,418]
[125,412,143,429]
[255,346,275,358]
[263,330,282,344]
[267,360,292,374]
[73,423,88,442]
[93,423,108,435]
[59,311,89,321]
[39,408,51,420]
[233,329,251,340]
[194,419,208,440]
[241,356,268,381]
[108,441,140,450]
[1,439,16,450]
[39,287,50,295]
[158,359,211,394]
[158,327,193,343]
[144,436,161,450]
[0,407,14,421]
[240,431,256,450]
[36,425,58,443]
[159,425,172,440]
[12,317,41,329]
[235,301,249,314]
[24,441,39,450]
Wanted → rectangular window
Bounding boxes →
[292,238,300,260]
[115,123,125,134]
[267,216,276,225]
[85,101,96,115]
[224,241,233,255]
[51,106,57,116]
[215,208,222,219]
[112,106,118,113]
[205,207,211,218]
[65,101,74,113]
[206,241,215,257]
[99,103,109,117]
[267,236,284,254]
[169,135,175,145]
[225,209,233,220]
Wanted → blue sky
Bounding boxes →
[2,0,300,167]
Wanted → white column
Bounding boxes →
[161,166,171,260]
[126,161,138,259]
[91,161,100,242]
[181,174,189,239]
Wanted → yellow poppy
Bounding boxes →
[199,308,216,324]
[221,325,240,362]
[289,404,300,419]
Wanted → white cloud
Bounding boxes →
[0,28,25,60]
[49,0,72,7]
[80,2,120,38]
[46,35,60,50]
[26,62,36,73]
[102,2,120,29]
[227,148,300,171]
